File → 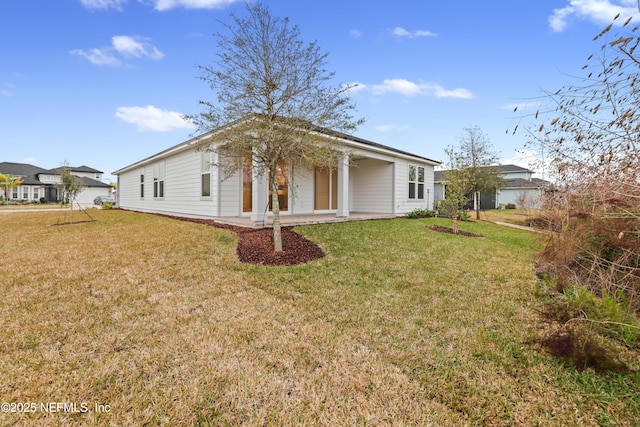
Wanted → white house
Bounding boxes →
[0,162,112,206]
[434,164,551,210]
[113,123,440,224]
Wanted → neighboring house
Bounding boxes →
[434,164,551,210]
[113,123,440,224]
[0,162,112,206]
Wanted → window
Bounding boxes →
[34,187,39,200]
[12,187,18,199]
[201,152,211,197]
[153,162,165,198]
[22,187,28,200]
[140,174,144,198]
[408,165,425,200]
[315,167,338,210]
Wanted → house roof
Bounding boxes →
[504,177,550,189]
[0,162,108,187]
[113,119,440,175]
[495,164,533,174]
[78,176,111,188]
[47,165,103,174]
[0,162,49,177]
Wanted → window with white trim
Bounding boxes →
[34,187,39,200]
[22,187,28,200]
[201,152,211,198]
[153,162,165,198]
[12,186,18,199]
[408,165,425,200]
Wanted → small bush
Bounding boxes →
[406,208,434,219]
[505,203,516,209]
[101,202,113,210]
[458,209,471,221]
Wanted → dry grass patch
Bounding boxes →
[1,212,639,426]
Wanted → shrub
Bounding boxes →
[405,208,434,219]
[505,203,516,209]
[458,209,471,221]
[101,202,113,210]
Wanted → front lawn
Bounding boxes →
[1,210,638,425]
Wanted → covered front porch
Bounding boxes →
[239,153,396,224]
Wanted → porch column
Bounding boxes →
[336,153,349,217]
[251,171,268,223]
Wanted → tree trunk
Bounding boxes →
[475,191,481,220]
[270,172,283,252]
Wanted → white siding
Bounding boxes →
[117,149,218,218]
[502,170,531,180]
[291,162,314,214]
[75,187,111,208]
[350,158,393,213]
[498,188,544,209]
[219,170,241,217]
[394,160,435,214]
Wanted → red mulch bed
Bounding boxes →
[427,225,483,237]
[162,215,325,266]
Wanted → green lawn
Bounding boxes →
[1,210,638,426]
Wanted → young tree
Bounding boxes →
[441,147,473,234]
[0,173,22,205]
[186,2,363,252]
[456,126,504,219]
[56,164,85,224]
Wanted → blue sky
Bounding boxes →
[2,0,639,182]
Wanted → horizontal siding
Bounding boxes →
[219,170,241,217]
[117,150,218,218]
[498,188,543,209]
[394,160,435,214]
[350,158,393,213]
[292,162,314,214]
[76,187,111,207]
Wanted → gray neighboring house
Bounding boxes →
[0,162,112,206]
[434,164,551,210]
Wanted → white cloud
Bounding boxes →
[392,27,437,38]
[0,89,14,97]
[71,35,163,66]
[350,29,363,38]
[549,0,640,32]
[151,0,240,11]
[70,48,122,66]
[80,0,127,10]
[369,78,474,99]
[80,0,239,11]
[112,35,164,60]
[115,105,196,132]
